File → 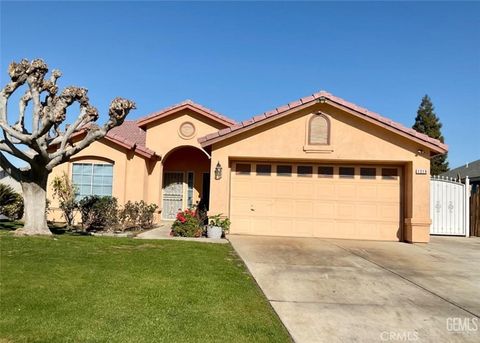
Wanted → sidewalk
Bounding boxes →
[135,222,228,244]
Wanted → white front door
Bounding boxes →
[163,172,184,220]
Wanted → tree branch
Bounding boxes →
[1,59,135,179]
[0,150,24,181]
[46,98,135,170]
[0,60,30,123]
[0,138,34,164]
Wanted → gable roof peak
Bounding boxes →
[136,99,236,128]
[198,89,448,154]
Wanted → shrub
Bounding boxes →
[119,200,158,231]
[79,196,119,231]
[171,208,202,237]
[51,173,78,228]
[0,184,17,206]
[0,184,23,220]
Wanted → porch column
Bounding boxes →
[208,150,229,216]
[404,156,432,243]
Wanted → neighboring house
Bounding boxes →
[0,167,22,194]
[47,91,447,243]
[441,159,480,192]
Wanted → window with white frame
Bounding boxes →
[72,163,113,199]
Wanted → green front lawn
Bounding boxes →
[0,231,290,342]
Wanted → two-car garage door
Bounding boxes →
[230,162,402,241]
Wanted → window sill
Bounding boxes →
[303,145,334,153]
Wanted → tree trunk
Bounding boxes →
[15,172,51,236]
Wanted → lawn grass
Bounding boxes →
[0,230,291,342]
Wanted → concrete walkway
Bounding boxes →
[229,235,480,343]
[135,222,228,244]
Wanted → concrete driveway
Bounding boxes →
[229,235,480,342]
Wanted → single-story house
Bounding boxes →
[48,91,447,243]
[441,159,480,193]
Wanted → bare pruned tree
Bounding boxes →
[0,59,135,235]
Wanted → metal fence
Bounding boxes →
[430,176,469,236]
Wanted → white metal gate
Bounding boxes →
[163,172,184,220]
[430,176,469,236]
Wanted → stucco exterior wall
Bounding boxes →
[143,108,224,209]
[47,138,151,222]
[208,102,432,242]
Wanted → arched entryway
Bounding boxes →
[162,146,211,220]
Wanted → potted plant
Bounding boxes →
[207,214,231,239]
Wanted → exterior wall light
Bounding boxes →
[214,161,222,180]
[318,96,327,104]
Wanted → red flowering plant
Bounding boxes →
[171,208,202,237]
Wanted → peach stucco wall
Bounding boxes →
[143,108,225,209]
[208,102,433,242]
[48,138,152,222]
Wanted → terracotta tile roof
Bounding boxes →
[104,121,157,159]
[198,90,448,154]
[108,120,146,146]
[64,121,158,160]
[136,99,237,127]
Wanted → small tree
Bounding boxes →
[51,172,78,228]
[0,59,135,235]
[412,95,449,175]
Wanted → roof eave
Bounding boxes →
[200,95,448,155]
[137,103,236,128]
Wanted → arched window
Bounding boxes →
[308,113,330,145]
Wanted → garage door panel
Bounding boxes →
[315,183,336,199]
[357,204,378,219]
[274,181,295,198]
[337,203,356,219]
[357,185,378,200]
[232,179,253,197]
[294,182,315,199]
[252,218,272,234]
[251,181,274,197]
[336,184,357,200]
[312,219,337,238]
[231,217,253,234]
[292,219,313,236]
[377,184,400,201]
[230,163,401,241]
[378,204,399,220]
[313,202,336,219]
[273,199,295,216]
[251,199,273,216]
[231,198,254,215]
[294,200,314,217]
[272,218,294,235]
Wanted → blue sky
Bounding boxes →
[1,1,479,168]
